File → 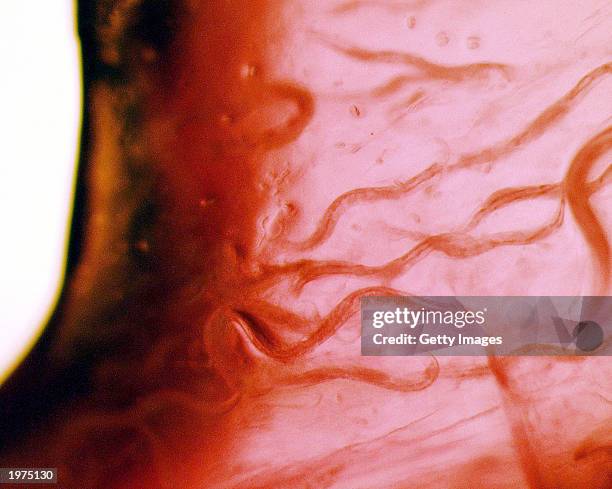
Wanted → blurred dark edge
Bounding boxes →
[0,1,98,451]
[0,0,176,453]
[0,1,183,454]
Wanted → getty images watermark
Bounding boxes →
[361,297,611,356]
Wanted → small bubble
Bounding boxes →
[406,16,416,29]
[467,36,481,49]
[127,142,145,159]
[436,31,449,46]
[135,240,150,253]
[240,64,257,79]
[141,47,157,62]
[199,196,216,208]
[350,105,362,117]
[218,113,233,126]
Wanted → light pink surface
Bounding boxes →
[201,2,612,487]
